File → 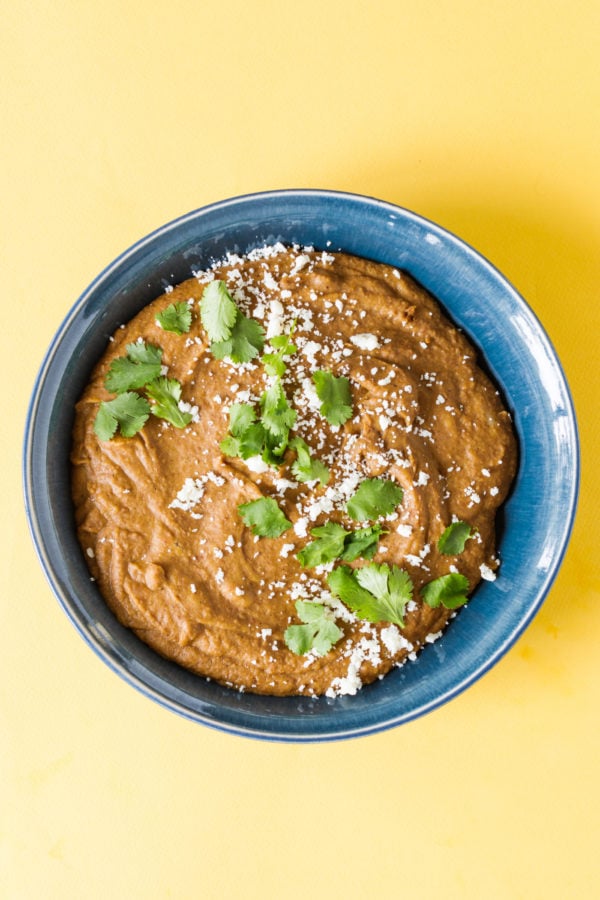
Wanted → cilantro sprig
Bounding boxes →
[346,477,404,521]
[284,599,343,656]
[328,563,413,627]
[421,573,470,609]
[145,377,193,428]
[220,380,301,468]
[296,522,385,568]
[260,380,297,448]
[262,322,297,377]
[200,280,264,363]
[156,301,192,335]
[94,392,151,441]
[95,339,193,440]
[104,341,163,393]
[312,370,353,426]
[289,436,330,486]
[437,521,473,555]
[238,497,292,538]
[219,403,263,459]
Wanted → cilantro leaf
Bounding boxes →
[156,301,192,335]
[437,521,473,555]
[94,392,151,440]
[219,395,291,467]
[219,403,264,459]
[289,436,330,486]
[239,422,270,459]
[296,522,385,568]
[210,311,265,364]
[340,525,385,562]
[421,573,470,609]
[262,323,297,377]
[219,434,242,457]
[327,565,380,617]
[328,563,413,626]
[312,370,353,426]
[296,522,348,567]
[346,478,404,521]
[284,600,343,656]
[238,497,292,538]
[200,280,238,342]
[104,341,163,393]
[354,563,389,598]
[125,341,163,366]
[228,402,256,435]
[259,380,297,442]
[145,377,193,428]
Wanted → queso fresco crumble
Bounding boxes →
[71,244,517,698]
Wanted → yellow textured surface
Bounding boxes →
[2,2,598,897]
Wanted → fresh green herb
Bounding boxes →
[421,573,470,609]
[219,402,272,461]
[328,563,413,627]
[341,524,386,561]
[284,599,343,656]
[200,280,238,342]
[94,392,151,441]
[104,341,163,394]
[238,497,292,538]
[312,370,353,426]
[156,301,192,335]
[346,477,404,521]
[201,280,265,363]
[437,521,473,555]
[228,402,257,435]
[297,523,348,567]
[259,380,297,446]
[145,377,193,428]
[296,522,384,568]
[289,436,330,486]
[210,313,265,364]
[219,385,297,467]
[262,322,297,377]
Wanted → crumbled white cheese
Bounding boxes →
[178,400,200,423]
[425,630,443,644]
[244,455,271,474]
[263,270,278,290]
[291,253,311,274]
[169,478,205,511]
[350,333,380,351]
[480,563,497,581]
[381,625,412,655]
[301,340,321,367]
[294,517,309,538]
[265,299,285,338]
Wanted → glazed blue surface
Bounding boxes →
[23,190,579,741]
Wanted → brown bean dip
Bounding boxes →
[71,245,517,697]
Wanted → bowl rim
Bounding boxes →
[23,188,580,741]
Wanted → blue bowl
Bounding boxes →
[23,190,579,741]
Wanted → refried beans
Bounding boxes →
[71,244,517,697]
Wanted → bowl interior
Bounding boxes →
[24,190,579,741]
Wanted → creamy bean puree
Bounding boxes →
[72,245,517,697]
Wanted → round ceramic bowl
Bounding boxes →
[23,190,579,742]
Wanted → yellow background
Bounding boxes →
[2,2,599,897]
